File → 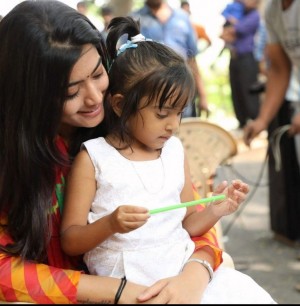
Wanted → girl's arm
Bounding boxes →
[60,149,115,256]
[190,186,223,268]
[60,150,149,256]
[174,152,222,269]
[180,153,219,236]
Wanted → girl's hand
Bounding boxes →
[110,205,150,234]
[210,180,249,218]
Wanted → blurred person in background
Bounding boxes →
[180,1,212,51]
[99,5,114,40]
[249,19,268,95]
[243,2,300,292]
[77,1,103,31]
[220,0,245,50]
[221,0,261,129]
[76,0,88,15]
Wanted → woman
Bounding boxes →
[0,1,223,304]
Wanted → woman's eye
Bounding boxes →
[93,72,103,80]
[66,91,79,101]
[92,67,104,79]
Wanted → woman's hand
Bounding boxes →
[136,268,208,304]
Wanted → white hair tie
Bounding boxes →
[117,33,153,56]
[131,33,146,43]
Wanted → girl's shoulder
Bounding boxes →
[163,135,184,152]
[82,136,107,150]
[81,137,114,158]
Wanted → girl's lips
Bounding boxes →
[160,135,171,141]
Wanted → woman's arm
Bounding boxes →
[1,215,147,304]
[0,251,80,303]
[0,213,80,304]
[0,251,147,304]
[78,274,147,304]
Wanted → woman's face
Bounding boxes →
[60,44,109,135]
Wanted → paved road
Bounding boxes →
[215,129,300,304]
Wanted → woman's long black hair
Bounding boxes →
[0,0,109,261]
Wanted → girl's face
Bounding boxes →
[60,44,109,136]
[128,97,184,153]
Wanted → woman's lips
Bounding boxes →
[80,104,102,117]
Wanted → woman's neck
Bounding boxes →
[58,123,77,145]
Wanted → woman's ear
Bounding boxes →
[110,93,124,117]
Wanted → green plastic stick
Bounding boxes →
[149,194,226,215]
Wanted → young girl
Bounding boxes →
[61,16,276,304]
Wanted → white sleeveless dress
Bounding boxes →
[82,136,276,304]
[83,136,195,285]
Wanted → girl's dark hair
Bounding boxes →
[105,16,195,147]
[0,0,109,261]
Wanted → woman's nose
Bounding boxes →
[84,82,103,106]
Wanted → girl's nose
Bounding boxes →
[166,116,180,133]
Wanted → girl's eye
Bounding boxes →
[66,91,79,101]
[156,112,168,119]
